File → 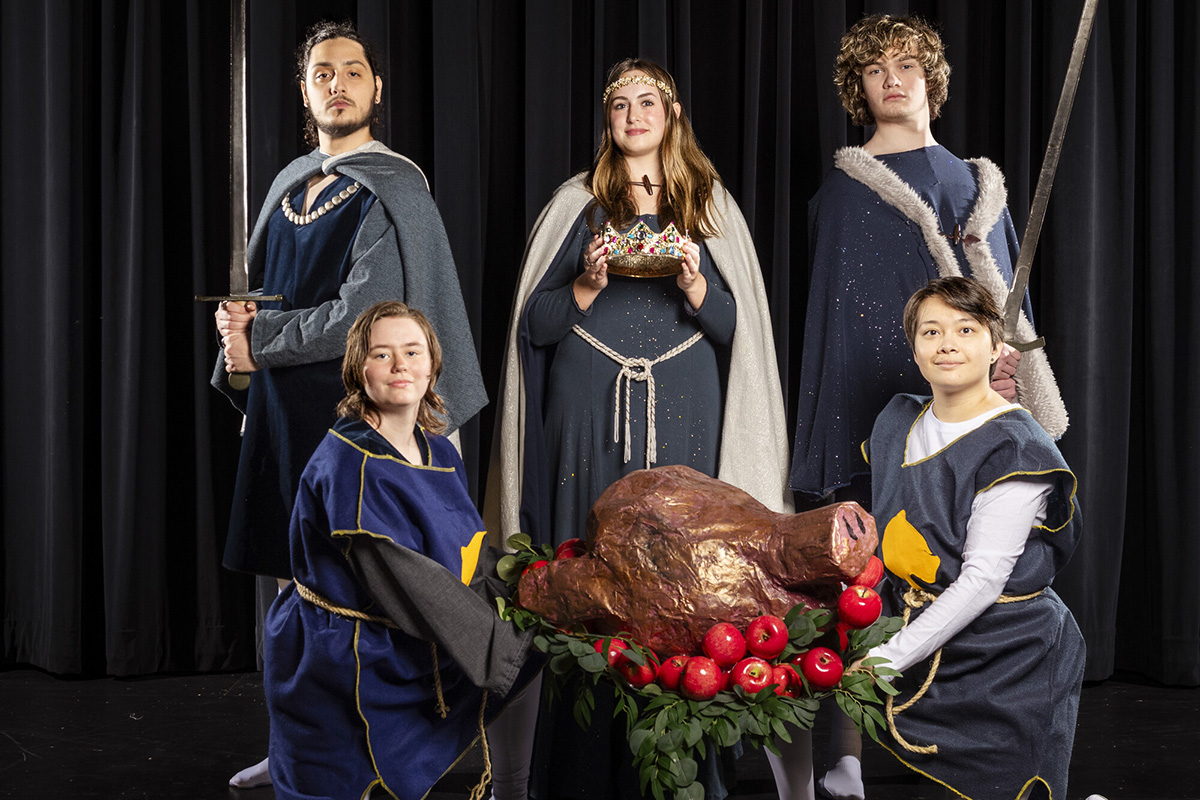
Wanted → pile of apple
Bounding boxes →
[586,555,885,701]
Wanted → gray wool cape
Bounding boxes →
[213,140,486,431]
[213,141,486,578]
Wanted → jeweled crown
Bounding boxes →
[603,221,685,259]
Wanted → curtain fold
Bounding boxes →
[1,0,1194,685]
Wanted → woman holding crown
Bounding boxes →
[486,59,795,800]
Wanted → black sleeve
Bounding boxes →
[347,539,535,696]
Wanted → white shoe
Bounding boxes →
[229,756,272,788]
[1083,796,1109,800]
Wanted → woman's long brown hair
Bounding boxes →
[586,58,723,239]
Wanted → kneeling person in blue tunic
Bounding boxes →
[264,300,537,800]
[861,277,1084,799]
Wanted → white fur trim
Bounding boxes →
[834,147,1068,437]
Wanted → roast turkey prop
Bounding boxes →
[518,465,877,656]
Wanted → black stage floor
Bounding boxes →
[1,669,1195,799]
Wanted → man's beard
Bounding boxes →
[310,98,376,140]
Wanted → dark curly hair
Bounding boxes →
[834,14,951,127]
[296,20,384,148]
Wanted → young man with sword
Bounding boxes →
[789,13,1071,509]
[210,20,485,788]
[783,10,1088,800]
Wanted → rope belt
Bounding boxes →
[294,580,449,718]
[571,324,705,468]
[885,584,1045,755]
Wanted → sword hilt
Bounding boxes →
[197,294,286,390]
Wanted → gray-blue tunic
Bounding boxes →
[867,394,1084,799]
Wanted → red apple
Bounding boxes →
[657,655,690,691]
[730,657,773,693]
[680,655,722,700]
[815,622,851,653]
[745,614,789,660]
[593,637,629,667]
[770,664,801,697]
[616,650,660,688]
[799,647,844,691]
[522,559,550,576]
[838,585,883,629]
[832,622,851,652]
[850,555,885,589]
[701,622,747,668]
[554,538,586,560]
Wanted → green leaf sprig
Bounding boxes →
[492,534,904,800]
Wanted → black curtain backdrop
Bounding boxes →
[1,0,1195,686]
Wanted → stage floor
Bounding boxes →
[1,668,1194,798]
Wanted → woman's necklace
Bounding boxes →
[628,174,663,196]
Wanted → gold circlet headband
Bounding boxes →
[602,75,674,106]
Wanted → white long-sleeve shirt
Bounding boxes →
[870,404,1054,675]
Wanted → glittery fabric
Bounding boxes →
[790,145,1031,498]
[524,213,735,546]
[489,174,794,552]
[491,175,793,800]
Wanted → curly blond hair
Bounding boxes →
[835,14,950,127]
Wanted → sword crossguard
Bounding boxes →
[194,294,285,303]
[1006,336,1046,353]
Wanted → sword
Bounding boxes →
[195,0,282,390]
[1002,0,1099,352]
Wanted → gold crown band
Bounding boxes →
[602,74,674,106]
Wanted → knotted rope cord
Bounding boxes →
[467,692,492,800]
[294,580,449,718]
[884,584,1046,755]
[571,325,705,467]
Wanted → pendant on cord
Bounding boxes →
[630,174,662,195]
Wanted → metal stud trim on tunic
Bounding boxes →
[280,181,361,226]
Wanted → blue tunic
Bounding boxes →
[225,175,375,578]
[867,394,1084,799]
[791,146,1031,498]
[265,418,523,800]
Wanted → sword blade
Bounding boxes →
[1003,0,1099,341]
[230,0,248,296]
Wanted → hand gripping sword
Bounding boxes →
[195,0,282,390]
[1003,0,1099,351]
